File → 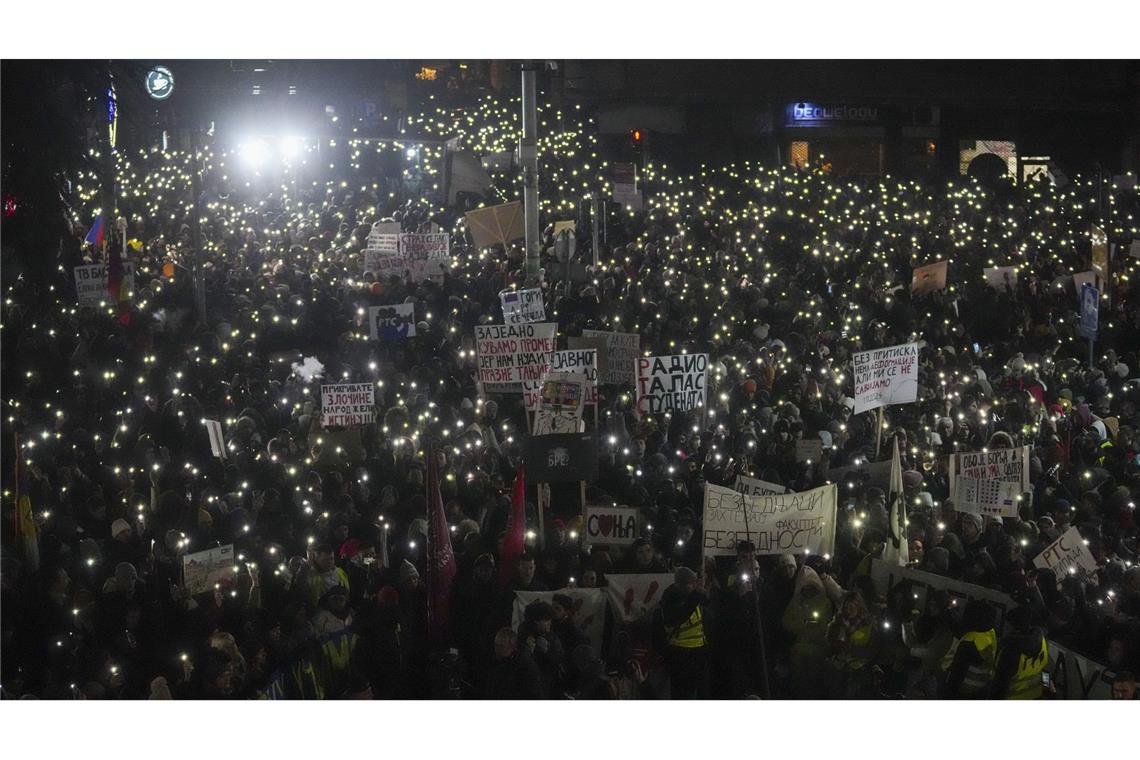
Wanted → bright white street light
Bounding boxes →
[240,138,271,167]
[279,136,302,160]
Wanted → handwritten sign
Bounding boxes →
[604,574,672,624]
[584,506,641,546]
[1034,527,1098,587]
[953,477,1021,518]
[550,349,598,404]
[734,474,788,497]
[635,354,708,417]
[74,263,136,306]
[500,288,546,325]
[581,329,639,385]
[475,323,556,388]
[852,343,919,414]
[320,383,375,428]
[702,483,836,557]
[911,260,948,295]
[949,446,1030,502]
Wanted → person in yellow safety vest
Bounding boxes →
[826,590,879,697]
[941,599,997,698]
[659,566,709,699]
[992,606,1050,699]
[301,544,351,608]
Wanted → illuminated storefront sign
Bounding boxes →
[787,102,879,126]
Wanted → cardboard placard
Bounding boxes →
[852,343,919,415]
[635,353,708,417]
[320,383,376,428]
[702,483,837,557]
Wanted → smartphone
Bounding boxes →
[1041,672,1051,687]
[972,342,981,356]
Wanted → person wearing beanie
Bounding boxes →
[659,565,709,698]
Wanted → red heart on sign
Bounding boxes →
[597,514,614,537]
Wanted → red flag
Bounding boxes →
[426,448,457,645]
[107,224,131,326]
[498,462,526,589]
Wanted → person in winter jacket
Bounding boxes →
[991,605,1049,699]
[941,599,997,698]
[781,565,836,698]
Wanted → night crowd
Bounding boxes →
[2,94,1140,700]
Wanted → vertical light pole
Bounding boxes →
[520,61,540,282]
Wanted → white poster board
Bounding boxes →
[952,477,1022,518]
[513,588,606,657]
[604,574,673,624]
[581,330,640,385]
[701,483,837,557]
[74,263,137,306]
[852,343,919,415]
[1033,527,1099,587]
[948,446,1031,504]
[320,383,376,428]
[635,354,708,417]
[734,474,788,496]
[500,288,546,325]
[368,303,416,340]
[475,323,557,388]
[584,505,641,546]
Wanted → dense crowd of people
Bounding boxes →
[2,93,1139,700]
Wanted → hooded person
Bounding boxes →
[941,599,997,698]
[781,565,835,698]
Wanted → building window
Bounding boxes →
[790,141,809,169]
[415,66,438,81]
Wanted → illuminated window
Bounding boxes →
[790,141,809,169]
[415,67,438,81]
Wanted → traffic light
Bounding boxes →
[628,128,643,150]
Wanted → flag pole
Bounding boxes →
[875,406,884,460]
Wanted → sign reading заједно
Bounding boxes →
[635,353,708,416]
[475,323,556,388]
[852,343,919,415]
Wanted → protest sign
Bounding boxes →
[870,559,1014,631]
[533,373,587,435]
[259,628,359,700]
[553,220,576,235]
[1130,240,1140,260]
[320,383,375,428]
[584,505,641,546]
[734,474,788,497]
[948,446,1030,501]
[952,477,1021,518]
[581,329,639,385]
[500,288,546,325]
[1034,527,1098,587]
[1079,283,1099,339]
[465,201,524,249]
[827,458,893,490]
[984,266,1018,290]
[524,433,598,483]
[1073,270,1100,296]
[604,574,673,624]
[795,438,825,464]
[399,232,449,259]
[364,221,401,265]
[702,483,836,558]
[550,349,598,404]
[475,323,557,388]
[74,263,136,306]
[368,303,416,340]
[204,419,227,459]
[1047,639,1114,700]
[635,353,708,416]
[567,336,610,380]
[911,260,948,295]
[852,343,919,414]
[514,588,605,657]
[182,544,235,596]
